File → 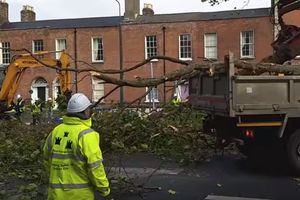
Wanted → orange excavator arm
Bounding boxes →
[0,50,71,108]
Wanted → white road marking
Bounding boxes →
[205,195,272,200]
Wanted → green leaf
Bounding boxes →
[168,189,176,195]
[26,183,38,191]
[140,144,148,150]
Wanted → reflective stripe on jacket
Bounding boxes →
[43,115,110,200]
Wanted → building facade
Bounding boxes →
[0,0,298,106]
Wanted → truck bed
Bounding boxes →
[188,61,300,117]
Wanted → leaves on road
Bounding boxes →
[168,189,177,195]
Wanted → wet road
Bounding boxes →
[102,153,300,200]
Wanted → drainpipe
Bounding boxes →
[162,26,166,103]
[74,28,78,93]
[119,17,124,106]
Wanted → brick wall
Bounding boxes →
[0,13,282,105]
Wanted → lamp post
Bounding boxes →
[114,0,124,106]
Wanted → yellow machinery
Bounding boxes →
[0,50,71,113]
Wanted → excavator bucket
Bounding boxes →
[272,25,300,64]
[277,0,300,17]
[270,0,300,64]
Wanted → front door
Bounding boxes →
[37,86,46,107]
[31,77,48,104]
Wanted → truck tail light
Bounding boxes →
[244,129,254,138]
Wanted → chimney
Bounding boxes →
[142,3,154,16]
[124,0,140,21]
[0,0,9,24]
[21,5,36,22]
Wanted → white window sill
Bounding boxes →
[240,56,255,60]
[148,58,158,62]
[204,57,218,61]
[145,100,159,103]
[179,58,192,61]
[92,60,104,63]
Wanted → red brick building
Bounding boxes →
[0,0,298,106]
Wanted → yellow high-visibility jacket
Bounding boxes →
[43,115,110,200]
[171,97,181,106]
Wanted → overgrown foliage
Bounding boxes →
[0,121,53,200]
[94,105,214,164]
[0,105,216,199]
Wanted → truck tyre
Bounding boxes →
[287,130,300,174]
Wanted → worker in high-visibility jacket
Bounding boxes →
[171,94,181,107]
[43,93,110,200]
[14,94,25,120]
[31,99,42,125]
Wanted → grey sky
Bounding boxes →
[7,0,271,22]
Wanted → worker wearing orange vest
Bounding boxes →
[43,93,110,199]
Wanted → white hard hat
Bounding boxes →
[67,93,92,113]
[17,94,21,99]
[48,97,52,101]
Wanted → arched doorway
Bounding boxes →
[31,77,48,103]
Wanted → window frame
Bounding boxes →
[55,38,67,59]
[91,74,105,102]
[179,33,192,61]
[145,35,158,61]
[0,42,10,64]
[204,33,218,60]
[145,87,159,102]
[240,30,255,59]
[32,39,44,53]
[91,37,104,63]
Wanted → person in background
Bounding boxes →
[14,94,25,121]
[45,97,55,123]
[43,93,111,200]
[31,99,42,125]
[171,94,181,107]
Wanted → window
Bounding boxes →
[92,37,104,62]
[145,35,157,60]
[240,31,254,58]
[204,33,217,59]
[32,40,44,53]
[92,75,104,102]
[0,42,10,64]
[146,87,159,102]
[179,34,192,60]
[55,39,67,59]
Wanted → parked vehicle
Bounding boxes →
[188,52,300,173]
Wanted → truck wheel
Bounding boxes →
[287,130,300,174]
